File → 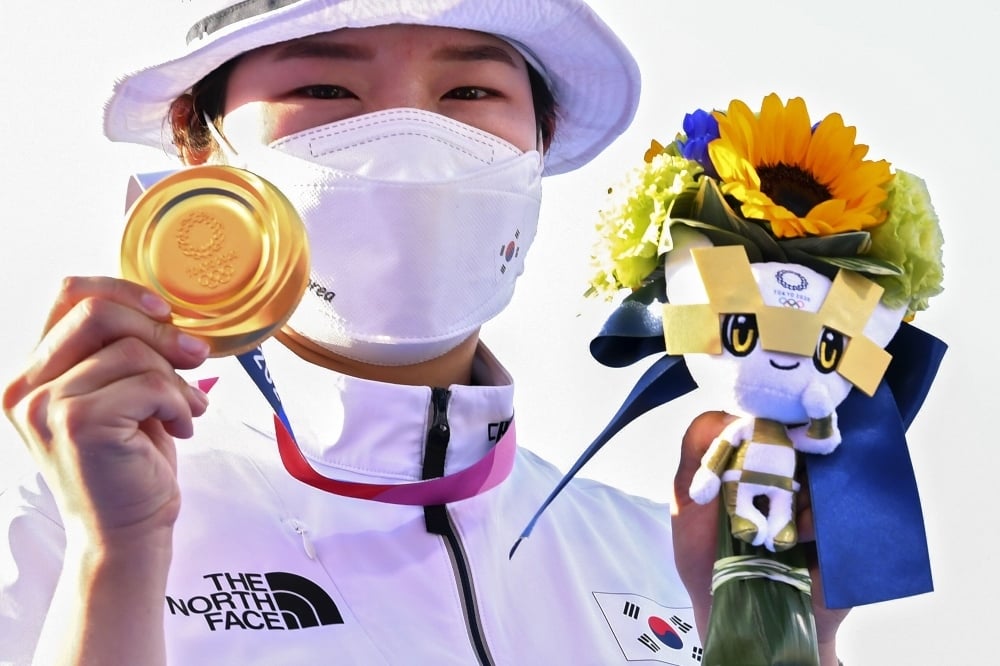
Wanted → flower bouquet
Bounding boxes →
[589,94,943,315]
[583,94,946,665]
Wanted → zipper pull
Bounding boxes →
[429,387,452,444]
[424,387,452,479]
[423,388,452,535]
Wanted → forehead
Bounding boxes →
[241,23,527,68]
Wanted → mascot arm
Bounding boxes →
[789,381,842,455]
[689,418,751,504]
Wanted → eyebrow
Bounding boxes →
[268,38,519,68]
[270,40,373,62]
[434,44,519,68]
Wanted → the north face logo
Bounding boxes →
[166,571,344,631]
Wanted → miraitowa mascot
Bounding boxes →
[661,228,905,552]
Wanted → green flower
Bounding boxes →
[869,170,945,316]
[588,150,702,297]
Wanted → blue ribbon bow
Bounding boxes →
[513,289,947,609]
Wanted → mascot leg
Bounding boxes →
[722,476,768,547]
[765,484,799,551]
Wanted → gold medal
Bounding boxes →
[121,165,310,357]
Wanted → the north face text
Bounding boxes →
[166,571,344,631]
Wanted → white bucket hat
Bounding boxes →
[103,0,641,176]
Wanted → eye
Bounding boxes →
[293,85,356,100]
[444,86,494,101]
[721,313,758,357]
[813,327,846,374]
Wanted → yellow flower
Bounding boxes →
[644,139,667,163]
[708,94,893,238]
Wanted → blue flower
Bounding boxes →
[677,109,720,178]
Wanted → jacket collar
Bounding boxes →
[208,338,515,484]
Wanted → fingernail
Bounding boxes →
[141,292,171,317]
[189,385,210,407]
[178,333,211,356]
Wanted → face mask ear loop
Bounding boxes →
[535,125,547,171]
[202,112,242,166]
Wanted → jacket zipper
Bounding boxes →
[422,388,495,666]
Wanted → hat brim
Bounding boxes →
[103,0,640,176]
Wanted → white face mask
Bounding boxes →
[219,108,543,366]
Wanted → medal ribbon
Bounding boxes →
[234,348,516,505]
[512,294,947,609]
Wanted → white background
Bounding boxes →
[1,2,995,663]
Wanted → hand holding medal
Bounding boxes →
[120,165,310,357]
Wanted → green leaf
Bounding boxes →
[665,179,788,264]
[668,219,766,263]
[779,249,842,280]
[698,180,786,259]
[813,255,903,275]
[666,183,701,220]
[780,246,902,277]
[702,503,820,666]
[779,231,872,257]
[692,178,745,230]
[622,274,667,306]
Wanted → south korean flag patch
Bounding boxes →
[594,592,703,664]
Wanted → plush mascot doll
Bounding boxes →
[662,236,906,553]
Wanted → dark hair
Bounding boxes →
[168,56,242,159]
[527,64,558,151]
[169,58,559,159]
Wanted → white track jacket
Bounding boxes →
[0,341,702,665]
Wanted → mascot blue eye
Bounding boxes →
[722,313,758,356]
[813,328,846,373]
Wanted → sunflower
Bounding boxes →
[708,94,893,238]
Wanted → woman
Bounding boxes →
[0,1,846,664]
